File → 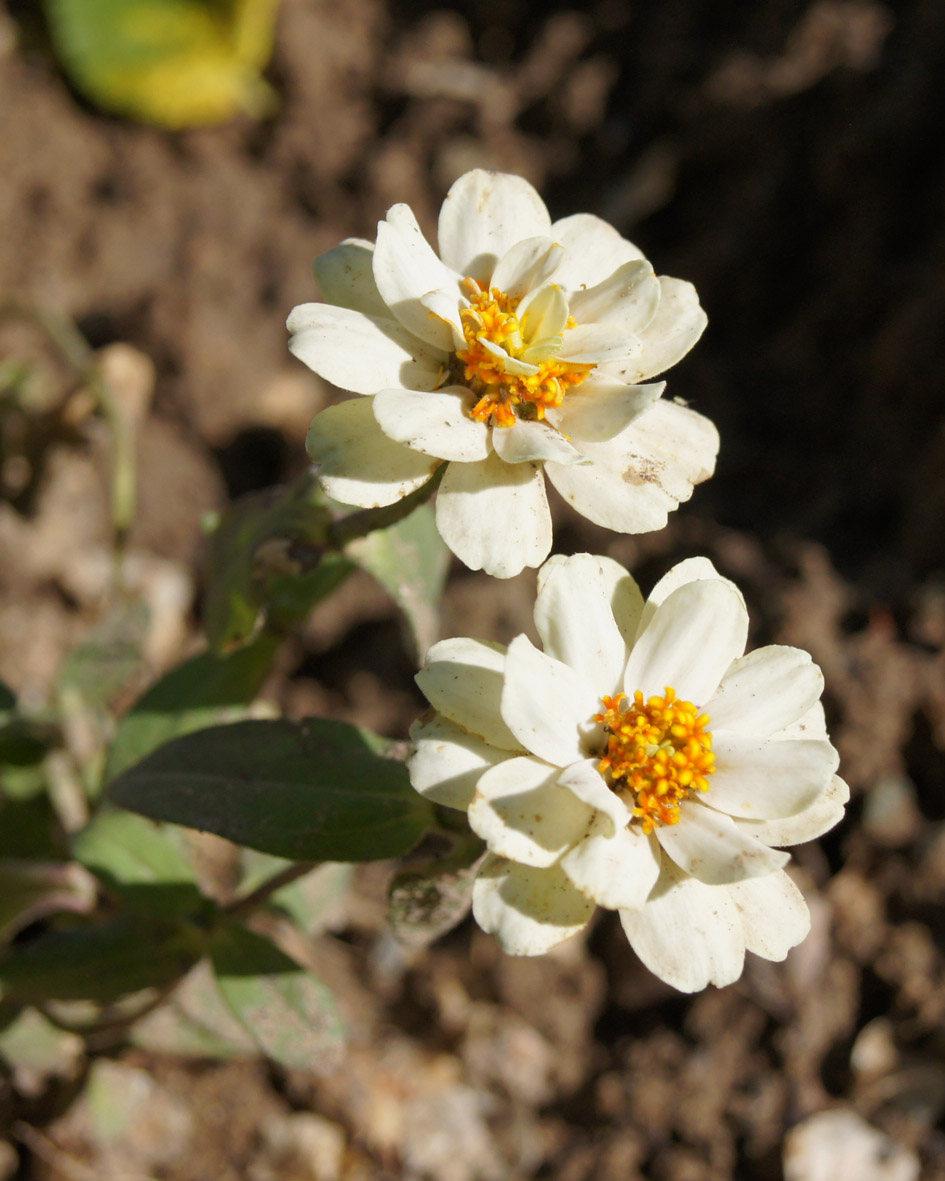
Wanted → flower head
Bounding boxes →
[407,554,846,992]
[289,170,718,578]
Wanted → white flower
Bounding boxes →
[407,553,846,992]
[288,170,718,578]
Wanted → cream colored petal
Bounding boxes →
[419,288,466,349]
[491,420,586,466]
[770,701,829,742]
[548,379,664,443]
[288,303,443,395]
[634,557,744,643]
[557,758,632,834]
[557,323,639,364]
[655,801,789,885]
[373,387,491,461]
[373,204,462,351]
[568,260,660,336]
[727,871,811,961]
[435,453,552,578]
[438,170,552,279]
[561,818,660,911]
[490,238,565,300]
[477,337,540,376]
[517,283,570,344]
[733,775,849,847]
[603,276,707,383]
[501,635,598,768]
[549,213,647,290]
[619,855,745,992]
[468,757,593,868]
[623,578,748,705]
[706,734,840,819]
[545,453,677,534]
[407,713,508,811]
[472,855,594,955]
[533,552,640,694]
[312,239,389,319]
[706,646,825,739]
[415,637,521,751]
[307,399,440,507]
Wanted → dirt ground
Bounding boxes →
[2,0,945,1177]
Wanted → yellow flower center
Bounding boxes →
[454,279,592,429]
[595,686,715,835]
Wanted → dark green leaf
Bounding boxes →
[0,795,65,860]
[0,682,15,715]
[59,601,149,709]
[104,634,281,782]
[109,718,433,861]
[210,921,343,1070]
[71,810,207,919]
[346,502,449,662]
[0,717,60,769]
[0,913,203,1003]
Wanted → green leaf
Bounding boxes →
[43,0,279,129]
[0,795,65,860]
[104,633,281,782]
[71,810,207,919]
[109,718,433,861]
[130,959,258,1059]
[347,502,449,663]
[0,913,203,1003]
[204,475,352,651]
[0,717,60,768]
[0,861,97,942]
[0,682,15,715]
[210,921,343,1070]
[59,600,149,710]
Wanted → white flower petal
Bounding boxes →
[501,635,599,767]
[438,170,552,279]
[307,399,440,507]
[407,713,507,811]
[706,646,825,739]
[619,856,745,992]
[473,855,595,955]
[771,701,829,742]
[568,260,660,336]
[557,323,640,364]
[468,757,593,868]
[490,238,565,300]
[288,303,443,395]
[557,758,632,834]
[312,239,389,319]
[546,400,719,536]
[415,637,522,751]
[373,204,462,351]
[476,337,539,376]
[373,387,491,461]
[547,378,664,443]
[533,552,640,693]
[635,557,743,642]
[491,420,586,466]
[655,801,789,885]
[550,213,647,290]
[623,578,748,705]
[733,775,849,846]
[561,818,660,911]
[419,288,466,348]
[727,871,811,961]
[517,283,570,344]
[604,276,707,383]
[706,735,840,819]
[435,452,552,578]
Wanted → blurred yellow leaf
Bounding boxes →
[44,0,279,128]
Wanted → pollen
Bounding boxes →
[455,280,591,429]
[596,686,715,834]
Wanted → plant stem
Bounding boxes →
[224,860,319,920]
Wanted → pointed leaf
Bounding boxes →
[109,718,434,861]
[209,921,344,1070]
[105,634,281,781]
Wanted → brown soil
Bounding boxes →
[2,0,945,1177]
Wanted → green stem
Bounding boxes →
[223,860,319,920]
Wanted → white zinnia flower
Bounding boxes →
[407,553,846,992]
[288,169,718,578]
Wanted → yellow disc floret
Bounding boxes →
[455,279,591,428]
[596,687,715,834]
